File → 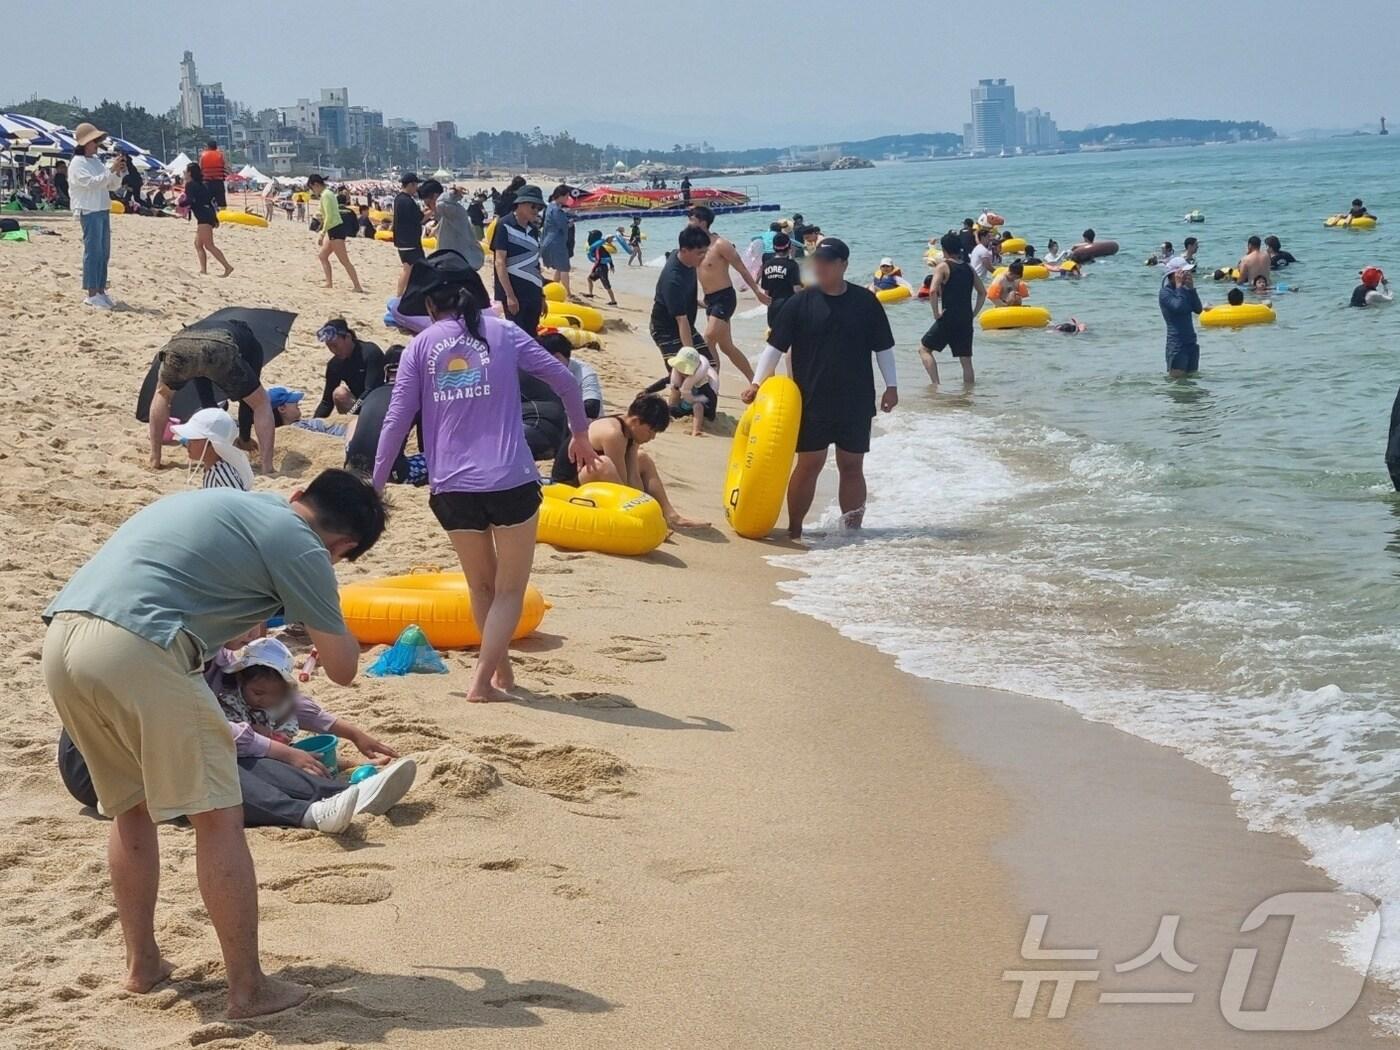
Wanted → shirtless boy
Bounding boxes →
[687,205,767,388]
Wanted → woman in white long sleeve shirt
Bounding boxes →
[67,122,126,309]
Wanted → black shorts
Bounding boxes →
[797,415,872,455]
[397,246,426,265]
[704,286,738,321]
[502,286,544,336]
[209,181,227,209]
[766,297,792,329]
[328,224,350,241]
[589,262,612,288]
[429,482,542,532]
[651,325,714,369]
[921,318,975,358]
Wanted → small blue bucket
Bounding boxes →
[292,734,339,773]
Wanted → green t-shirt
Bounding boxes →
[45,490,346,656]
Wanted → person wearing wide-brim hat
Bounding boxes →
[488,184,547,335]
[68,121,127,309]
[371,248,600,703]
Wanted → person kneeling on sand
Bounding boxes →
[551,393,709,528]
[664,346,718,437]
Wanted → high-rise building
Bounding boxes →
[316,88,350,150]
[177,50,232,146]
[969,78,1018,154]
[1019,107,1060,150]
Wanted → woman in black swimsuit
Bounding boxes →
[184,163,233,277]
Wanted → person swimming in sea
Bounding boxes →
[1351,267,1393,307]
[1265,235,1297,269]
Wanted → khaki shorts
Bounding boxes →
[42,613,241,822]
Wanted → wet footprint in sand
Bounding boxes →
[263,863,394,905]
[647,859,733,886]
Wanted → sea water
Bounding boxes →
[605,138,1400,993]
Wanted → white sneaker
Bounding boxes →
[83,295,113,310]
[352,758,417,816]
[301,786,360,833]
[96,292,117,308]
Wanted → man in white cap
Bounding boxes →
[172,408,255,490]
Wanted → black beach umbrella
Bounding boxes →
[135,307,297,422]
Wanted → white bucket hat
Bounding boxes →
[225,636,298,684]
[172,408,253,489]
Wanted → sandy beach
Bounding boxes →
[0,210,1392,1048]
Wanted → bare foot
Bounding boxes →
[125,956,175,994]
[466,685,514,704]
[491,662,515,693]
[220,266,234,278]
[351,286,367,294]
[227,974,309,1019]
[690,430,705,438]
[668,514,711,529]
[148,458,174,471]
[321,282,334,289]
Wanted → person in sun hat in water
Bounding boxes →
[173,408,255,490]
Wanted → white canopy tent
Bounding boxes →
[165,151,192,175]
[237,164,271,184]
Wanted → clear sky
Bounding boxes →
[5,0,1395,148]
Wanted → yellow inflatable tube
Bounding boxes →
[218,209,269,228]
[538,483,667,556]
[876,285,912,304]
[369,208,392,224]
[340,573,548,649]
[980,305,1052,330]
[543,281,568,302]
[109,199,125,214]
[1325,215,1377,229]
[544,303,605,333]
[1200,303,1276,328]
[1000,237,1028,254]
[374,230,437,251]
[724,375,802,539]
[542,325,603,350]
[992,264,1049,281]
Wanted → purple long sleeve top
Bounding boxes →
[372,312,589,493]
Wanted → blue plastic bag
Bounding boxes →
[366,624,449,677]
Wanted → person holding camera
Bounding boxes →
[68,122,126,310]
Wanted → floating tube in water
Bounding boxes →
[1324,215,1377,229]
[1000,237,1027,254]
[1200,303,1276,328]
[340,573,549,649]
[724,376,802,539]
[1069,240,1119,262]
[537,483,668,556]
[218,210,269,228]
[544,303,605,332]
[875,285,912,304]
[992,264,1049,281]
[1185,210,1206,223]
[979,305,1052,330]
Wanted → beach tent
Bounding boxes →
[432,168,452,180]
[165,151,192,175]
[237,164,270,184]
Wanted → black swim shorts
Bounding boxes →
[397,246,426,265]
[429,482,543,533]
[921,319,974,358]
[157,328,262,400]
[796,414,872,455]
[209,180,227,209]
[704,286,738,321]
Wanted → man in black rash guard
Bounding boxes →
[920,231,987,387]
[314,318,386,418]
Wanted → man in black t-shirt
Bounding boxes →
[314,318,386,418]
[759,232,802,328]
[392,172,424,296]
[644,226,716,414]
[742,237,899,539]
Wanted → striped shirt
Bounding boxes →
[489,214,543,294]
[203,461,248,491]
